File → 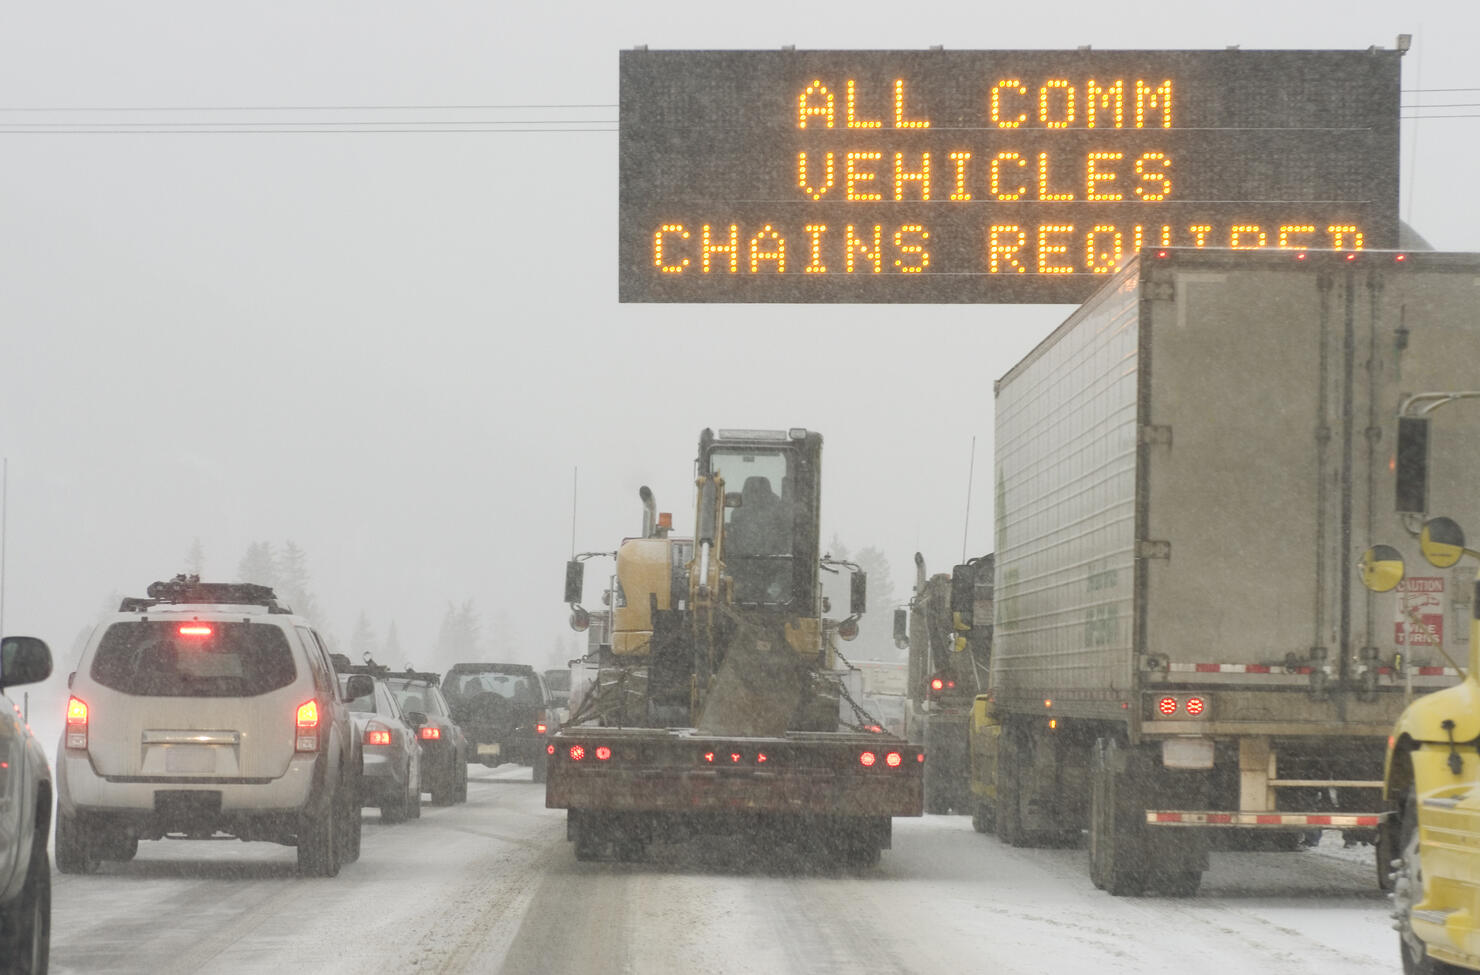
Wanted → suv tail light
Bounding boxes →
[364,722,392,747]
[419,725,442,741]
[296,700,320,752]
[65,696,89,750]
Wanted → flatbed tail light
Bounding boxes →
[364,723,392,747]
[859,751,877,767]
[595,746,612,761]
[546,743,556,755]
[885,752,902,767]
[419,725,442,741]
[65,696,89,749]
[295,700,320,752]
[569,745,586,761]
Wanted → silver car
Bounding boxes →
[339,674,421,824]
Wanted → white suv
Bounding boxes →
[56,577,367,877]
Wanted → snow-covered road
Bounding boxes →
[47,765,1399,974]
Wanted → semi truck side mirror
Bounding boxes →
[850,571,867,617]
[1396,416,1430,514]
[893,608,908,649]
[1420,517,1467,569]
[564,560,585,604]
[950,564,975,629]
[1357,544,1405,593]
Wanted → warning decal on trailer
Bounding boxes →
[1396,577,1444,648]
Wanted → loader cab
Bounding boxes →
[698,427,822,614]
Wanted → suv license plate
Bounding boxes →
[477,743,501,756]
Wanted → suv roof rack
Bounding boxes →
[332,654,392,678]
[118,575,292,614]
[391,666,441,687]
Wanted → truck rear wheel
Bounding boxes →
[0,827,49,975]
[971,800,994,834]
[1089,737,1146,895]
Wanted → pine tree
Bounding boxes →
[350,612,379,662]
[237,542,278,588]
[276,541,320,622]
[383,621,404,667]
[185,538,205,578]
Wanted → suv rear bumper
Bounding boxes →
[59,750,326,817]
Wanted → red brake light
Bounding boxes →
[419,725,442,741]
[295,700,320,752]
[946,680,956,689]
[569,745,586,761]
[730,752,742,764]
[595,746,612,761]
[65,696,89,749]
[703,751,715,764]
[930,678,944,691]
[885,751,902,768]
[916,753,924,763]
[178,625,213,637]
[364,725,392,747]
[1185,696,1206,716]
[756,752,768,764]
[1158,696,1178,716]
[546,743,556,755]
[859,751,877,767]
[535,723,548,735]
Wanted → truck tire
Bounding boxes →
[341,778,362,865]
[971,800,994,834]
[431,756,458,806]
[54,810,98,875]
[297,801,339,877]
[1395,788,1467,974]
[994,723,1032,846]
[570,811,603,862]
[1089,737,1147,895]
[0,829,49,975]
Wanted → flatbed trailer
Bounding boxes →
[546,726,923,863]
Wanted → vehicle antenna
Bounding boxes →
[960,436,976,564]
[570,466,578,557]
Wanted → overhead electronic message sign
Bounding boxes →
[619,49,1401,303]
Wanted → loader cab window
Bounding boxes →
[710,449,795,605]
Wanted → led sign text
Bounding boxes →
[619,50,1401,303]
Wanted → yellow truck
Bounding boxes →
[550,429,923,866]
[1360,395,1480,974]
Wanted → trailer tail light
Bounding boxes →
[702,751,715,764]
[885,752,902,768]
[1185,696,1206,716]
[547,743,556,755]
[756,752,768,764]
[930,678,944,691]
[419,725,442,741]
[569,745,586,761]
[364,723,392,747]
[859,751,877,767]
[295,700,320,752]
[65,696,89,749]
[1158,696,1178,716]
[1149,693,1212,720]
[595,746,612,761]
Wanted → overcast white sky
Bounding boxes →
[3,2,1477,685]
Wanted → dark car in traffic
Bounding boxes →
[442,663,552,782]
[383,671,468,806]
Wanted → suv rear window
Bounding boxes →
[446,672,542,705]
[90,621,297,697]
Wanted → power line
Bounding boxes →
[0,102,616,112]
